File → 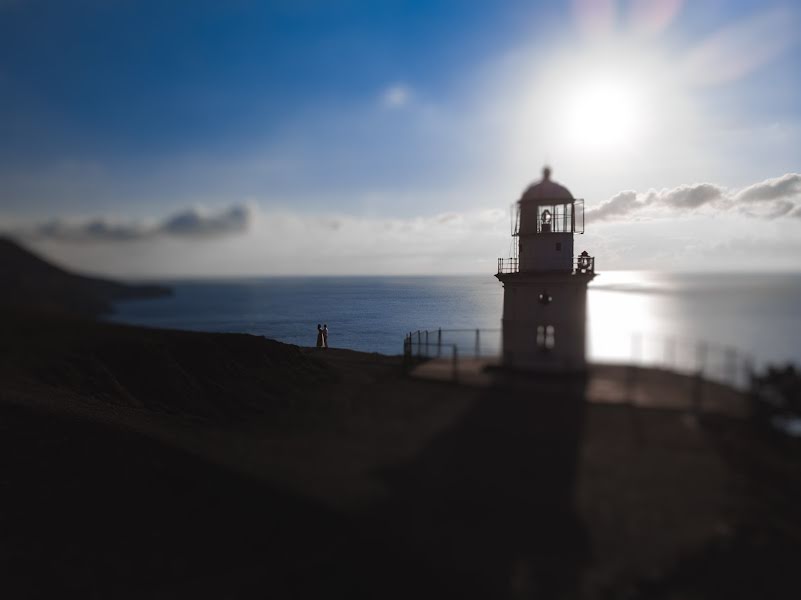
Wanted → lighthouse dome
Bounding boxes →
[520,167,574,203]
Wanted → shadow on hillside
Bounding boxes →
[0,402,447,599]
[1,310,592,598]
[373,373,590,599]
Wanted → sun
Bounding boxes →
[560,76,646,152]
[508,41,677,164]
[502,37,694,173]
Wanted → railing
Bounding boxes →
[403,328,755,393]
[497,257,519,274]
[403,328,502,361]
[616,332,755,391]
[496,255,596,275]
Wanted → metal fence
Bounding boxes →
[615,332,755,391]
[403,328,502,360]
[403,328,755,392]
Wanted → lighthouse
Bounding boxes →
[496,167,595,371]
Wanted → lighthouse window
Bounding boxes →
[546,325,556,349]
[536,325,556,350]
[555,242,562,251]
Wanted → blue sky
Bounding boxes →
[1,0,552,215]
[1,0,800,275]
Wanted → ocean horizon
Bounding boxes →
[110,271,801,375]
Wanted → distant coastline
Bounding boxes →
[0,237,171,318]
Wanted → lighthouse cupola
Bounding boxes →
[516,166,580,273]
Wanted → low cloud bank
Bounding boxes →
[11,206,511,277]
[28,204,253,242]
[587,173,801,223]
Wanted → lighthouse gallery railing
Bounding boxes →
[497,255,595,275]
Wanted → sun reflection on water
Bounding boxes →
[588,271,677,363]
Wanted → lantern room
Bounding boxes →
[511,167,585,273]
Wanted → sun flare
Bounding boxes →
[560,77,646,151]
[507,41,687,167]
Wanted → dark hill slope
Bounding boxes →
[0,312,333,421]
[0,237,169,316]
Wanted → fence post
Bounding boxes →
[725,348,737,387]
[696,342,708,376]
[632,333,643,364]
[417,330,422,359]
[475,329,480,357]
[425,330,429,357]
[452,345,459,382]
[437,328,442,357]
[742,356,755,391]
[692,342,708,415]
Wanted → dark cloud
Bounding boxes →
[437,213,460,224]
[36,219,148,242]
[588,173,801,223]
[27,204,253,242]
[160,205,250,237]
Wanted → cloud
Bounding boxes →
[25,204,253,243]
[587,173,801,223]
[14,197,801,277]
[585,190,641,222]
[35,219,150,242]
[160,205,250,237]
[381,83,413,109]
[655,183,724,209]
[734,173,801,203]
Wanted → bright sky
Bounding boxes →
[1,0,800,276]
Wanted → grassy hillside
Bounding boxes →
[0,311,333,422]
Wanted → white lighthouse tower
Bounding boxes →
[496,167,595,371]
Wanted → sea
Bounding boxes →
[110,271,801,376]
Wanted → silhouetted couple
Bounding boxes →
[316,324,329,349]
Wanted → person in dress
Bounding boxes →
[322,324,329,349]
[316,324,324,348]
